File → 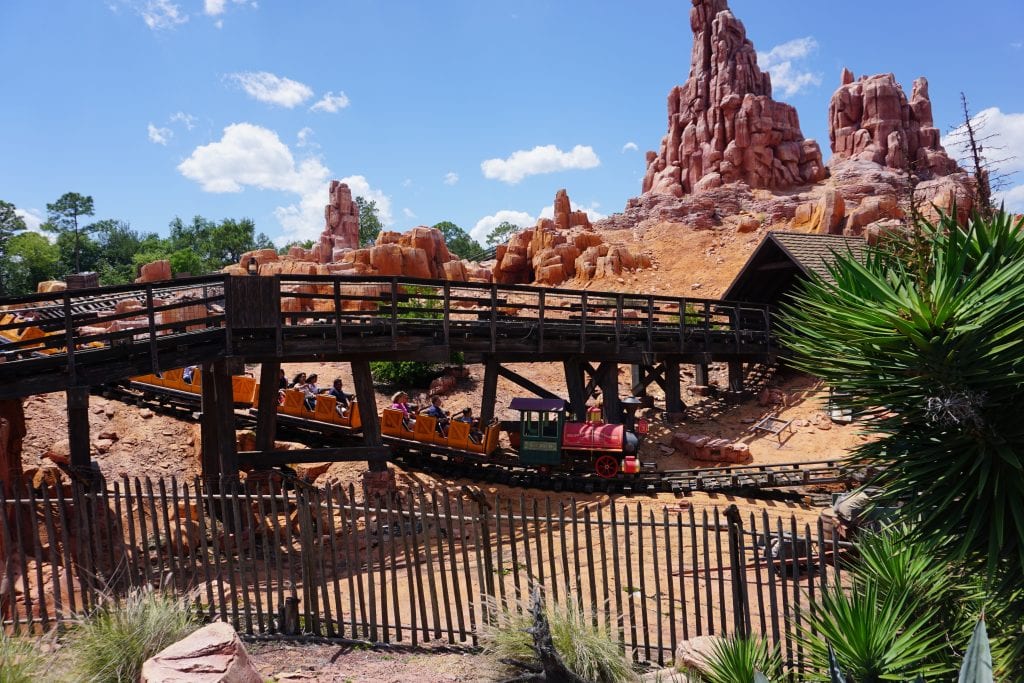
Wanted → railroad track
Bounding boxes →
[100,382,857,500]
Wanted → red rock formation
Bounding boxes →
[829,70,959,178]
[552,189,592,230]
[317,180,361,263]
[642,0,825,197]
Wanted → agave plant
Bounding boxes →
[698,636,782,683]
[778,211,1024,674]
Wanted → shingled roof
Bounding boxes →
[722,231,866,304]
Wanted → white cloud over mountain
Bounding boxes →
[943,106,1024,211]
[147,123,172,145]
[177,122,391,243]
[310,91,351,113]
[758,37,821,98]
[471,210,536,242]
[481,144,600,184]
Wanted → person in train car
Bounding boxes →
[278,368,288,390]
[390,391,416,430]
[424,396,450,435]
[455,407,483,443]
[329,377,353,417]
[289,372,307,389]
[182,365,197,384]
[302,373,323,411]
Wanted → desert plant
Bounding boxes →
[799,580,949,681]
[696,636,782,683]
[64,587,199,683]
[480,593,637,683]
[0,631,49,682]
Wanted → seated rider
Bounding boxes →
[455,407,483,443]
[391,391,415,430]
[182,365,197,384]
[302,373,322,411]
[423,396,450,435]
[329,377,353,417]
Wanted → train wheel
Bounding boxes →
[537,465,552,477]
[595,455,618,479]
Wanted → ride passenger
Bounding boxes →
[391,391,415,430]
[289,372,307,389]
[182,365,197,384]
[455,407,483,443]
[330,377,353,417]
[424,396,450,436]
[302,373,322,411]
[278,369,288,390]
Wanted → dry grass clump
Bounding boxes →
[0,631,50,682]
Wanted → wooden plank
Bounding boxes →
[255,361,281,451]
[713,508,727,634]
[350,360,386,472]
[333,280,344,351]
[489,286,497,353]
[610,501,624,648]
[599,361,621,424]
[579,293,587,353]
[676,512,689,642]
[636,503,651,662]
[373,494,389,642]
[790,515,804,676]
[664,361,683,414]
[384,494,402,642]
[0,491,22,633]
[537,289,545,353]
[623,504,638,660]
[66,386,91,475]
[322,484,343,639]
[761,510,781,646]
[11,481,34,631]
[584,506,598,627]
[596,502,609,632]
[455,496,475,645]
[507,500,522,615]
[133,479,153,600]
[267,480,286,632]
[662,509,676,662]
[229,483,255,634]
[39,485,64,625]
[400,489,419,646]
[563,358,587,422]
[749,513,767,637]
[431,491,454,643]
[545,498,558,605]
[494,495,507,613]
[237,447,391,467]
[212,360,239,479]
[496,365,560,401]
[253,481,277,634]
[24,485,50,630]
[362,495,378,641]
[145,283,160,374]
[244,484,268,633]
[280,486,300,634]
[407,490,429,641]
[199,365,221,481]
[55,482,79,615]
[479,357,499,425]
[776,516,792,669]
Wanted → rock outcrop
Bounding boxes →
[642,0,825,198]
[829,70,959,178]
[317,180,361,263]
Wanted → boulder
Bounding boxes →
[36,280,66,293]
[140,622,262,683]
[136,260,171,283]
[675,635,725,673]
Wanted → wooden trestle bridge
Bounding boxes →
[0,274,777,480]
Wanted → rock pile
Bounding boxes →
[642,0,825,197]
[671,432,751,463]
[829,69,959,178]
[492,189,652,286]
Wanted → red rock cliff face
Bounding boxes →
[642,0,826,197]
[828,69,959,178]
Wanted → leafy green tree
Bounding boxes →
[485,220,520,248]
[55,231,100,276]
[432,220,483,260]
[5,231,59,295]
[167,249,205,277]
[278,239,314,255]
[0,200,27,295]
[43,192,95,273]
[355,196,383,247]
[207,218,271,265]
[779,210,1024,673]
[91,219,164,285]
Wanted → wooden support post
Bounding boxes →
[479,357,499,426]
[728,361,744,394]
[496,365,559,400]
[211,360,239,481]
[66,386,91,478]
[350,360,386,472]
[200,365,221,482]
[664,361,684,415]
[564,358,587,422]
[695,362,709,387]
[631,365,645,397]
[255,361,280,452]
[599,363,621,424]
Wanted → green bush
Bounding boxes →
[370,360,444,388]
[480,594,637,683]
[694,636,782,683]
[0,632,49,682]
[65,587,198,683]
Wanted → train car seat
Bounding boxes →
[346,401,362,430]
[381,408,408,436]
[280,389,307,416]
[447,421,470,451]
[313,394,338,424]
[483,421,500,454]
[413,414,439,445]
[232,376,257,405]
[161,368,185,392]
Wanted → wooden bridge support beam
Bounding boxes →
[496,365,560,401]
[255,361,280,452]
[212,360,239,481]
[599,362,622,424]
[630,365,646,397]
[199,365,221,482]
[664,361,685,416]
[694,362,710,387]
[563,358,588,422]
[350,359,387,473]
[479,357,500,427]
[66,386,92,478]
[728,361,744,394]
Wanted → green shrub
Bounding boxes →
[370,360,443,388]
[696,636,782,683]
[480,594,637,683]
[0,632,49,682]
[65,587,199,683]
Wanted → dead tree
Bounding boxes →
[947,92,1015,220]
[500,586,590,683]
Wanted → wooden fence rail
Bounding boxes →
[0,476,840,670]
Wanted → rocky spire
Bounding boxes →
[642,0,826,197]
[828,69,959,178]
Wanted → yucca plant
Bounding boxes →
[779,210,1024,675]
[696,636,782,683]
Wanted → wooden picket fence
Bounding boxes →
[0,475,843,673]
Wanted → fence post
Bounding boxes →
[725,504,749,638]
[477,496,495,623]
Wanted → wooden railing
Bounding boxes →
[0,475,841,672]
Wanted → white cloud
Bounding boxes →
[310,91,351,113]
[996,184,1024,212]
[443,171,459,186]
[169,111,197,130]
[757,37,821,98]
[538,200,606,223]
[14,208,44,233]
[204,0,226,14]
[621,142,638,152]
[338,175,393,227]
[296,127,315,148]
[227,71,313,108]
[147,123,172,145]
[470,210,536,242]
[138,0,188,30]
[481,144,601,184]
[402,208,417,219]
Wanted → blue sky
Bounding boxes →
[2,0,1023,246]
